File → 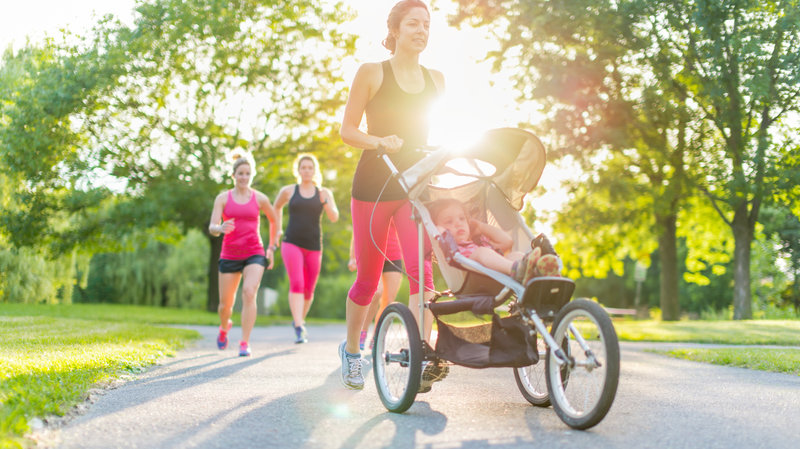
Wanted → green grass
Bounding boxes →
[612,319,800,345]
[614,319,800,376]
[657,347,800,376]
[0,306,203,449]
[0,303,300,326]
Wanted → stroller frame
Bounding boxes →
[370,128,620,430]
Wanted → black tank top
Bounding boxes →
[351,60,439,201]
[283,185,324,251]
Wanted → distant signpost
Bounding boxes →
[634,261,647,317]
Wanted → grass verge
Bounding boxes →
[0,308,201,449]
[0,303,297,326]
[654,347,800,376]
[612,319,800,345]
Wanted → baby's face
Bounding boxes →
[437,205,470,243]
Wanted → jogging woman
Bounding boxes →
[338,0,444,389]
[209,151,279,357]
[273,153,339,343]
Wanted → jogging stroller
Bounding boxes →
[370,128,620,430]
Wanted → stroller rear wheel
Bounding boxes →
[545,299,620,429]
[373,303,422,413]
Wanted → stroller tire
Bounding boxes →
[372,303,422,413]
[546,299,620,430]
[513,335,551,407]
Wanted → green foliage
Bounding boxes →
[163,229,210,309]
[267,270,414,320]
[677,195,733,285]
[0,314,198,447]
[79,229,209,308]
[0,246,85,305]
[453,0,800,319]
[1,0,359,312]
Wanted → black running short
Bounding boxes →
[382,259,403,273]
[218,255,267,273]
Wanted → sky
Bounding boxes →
[0,0,567,228]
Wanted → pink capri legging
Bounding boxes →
[281,241,322,300]
[348,198,433,306]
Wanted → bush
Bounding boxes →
[80,231,209,309]
[0,246,78,304]
[266,272,415,320]
[268,273,355,320]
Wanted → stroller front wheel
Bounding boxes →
[373,303,422,413]
[545,299,620,429]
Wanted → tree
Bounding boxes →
[654,0,800,318]
[453,0,800,319]
[80,0,357,311]
[0,39,121,251]
[451,0,700,319]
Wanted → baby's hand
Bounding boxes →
[469,219,483,237]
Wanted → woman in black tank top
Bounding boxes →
[273,154,339,343]
[338,0,446,390]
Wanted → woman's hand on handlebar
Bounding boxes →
[376,135,403,154]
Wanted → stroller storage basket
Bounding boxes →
[434,312,538,368]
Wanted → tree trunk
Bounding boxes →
[657,213,680,321]
[731,208,753,320]
[206,235,223,313]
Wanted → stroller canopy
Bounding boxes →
[403,128,546,210]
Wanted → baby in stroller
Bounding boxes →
[428,198,562,284]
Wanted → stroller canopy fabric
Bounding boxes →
[401,128,546,210]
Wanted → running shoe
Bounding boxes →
[338,340,364,390]
[535,254,562,277]
[294,325,308,344]
[239,341,251,357]
[217,319,232,350]
[418,360,450,393]
[359,330,367,350]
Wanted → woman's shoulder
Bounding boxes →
[354,62,384,84]
[426,68,445,93]
[277,184,296,195]
[214,189,230,202]
[358,61,384,74]
[252,189,271,203]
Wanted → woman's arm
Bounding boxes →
[257,191,279,269]
[320,187,339,223]
[208,192,233,236]
[272,185,291,243]
[340,63,403,153]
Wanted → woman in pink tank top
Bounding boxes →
[208,151,279,357]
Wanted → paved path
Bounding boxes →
[38,324,800,449]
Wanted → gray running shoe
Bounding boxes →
[338,340,364,390]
